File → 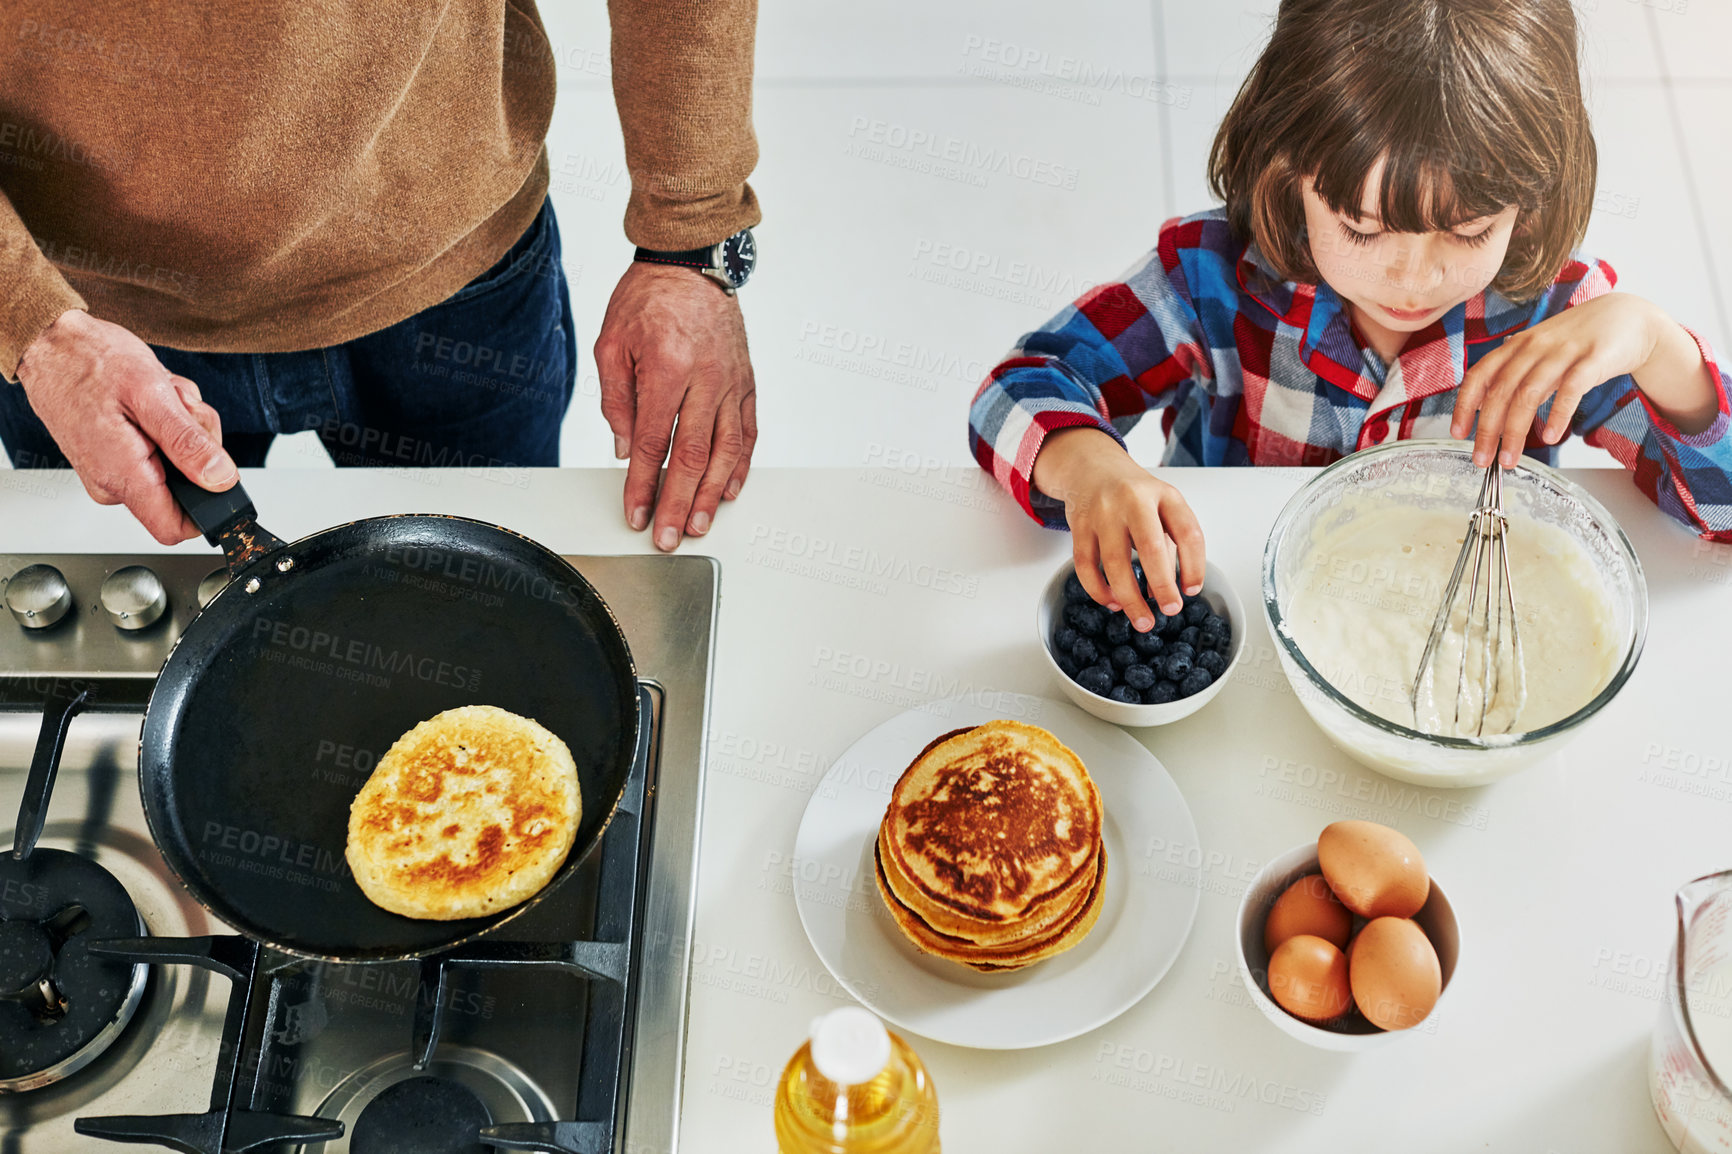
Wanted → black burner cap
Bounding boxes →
[351,1076,491,1154]
[0,847,146,1086]
[0,919,54,996]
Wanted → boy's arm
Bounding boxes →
[1572,338,1731,542]
[1547,259,1732,542]
[968,222,1214,528]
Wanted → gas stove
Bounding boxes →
[0,552,716,1154]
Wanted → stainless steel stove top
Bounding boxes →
[0,552,716,1154]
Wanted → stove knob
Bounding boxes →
[100,566,168,631]
[196,567,230,609]
[4,564,73,629]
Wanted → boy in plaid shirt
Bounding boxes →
[969,0,1732,634]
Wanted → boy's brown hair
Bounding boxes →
[1208,0,1596,302]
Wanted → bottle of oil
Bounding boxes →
[773,1006,940,1154]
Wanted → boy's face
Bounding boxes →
[1301,159,1519,340]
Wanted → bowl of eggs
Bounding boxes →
[1235,820,1459,1050]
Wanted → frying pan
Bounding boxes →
[133,467,640,961]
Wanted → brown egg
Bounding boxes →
[1267,934,1354,1023]
[1317,820,1429,919]
[1349,917,1442,1030]
[1263,874,1353,953]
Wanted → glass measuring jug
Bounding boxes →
[1652,870,1732,1153]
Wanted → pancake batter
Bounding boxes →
[1283,502,1620,738]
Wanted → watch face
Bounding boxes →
[720,230,756,288]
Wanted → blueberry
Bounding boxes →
[1177,625,1201,649]
[1146,607,1168,634]
[1110,644,1139,672]
[1131,558,1146,585]
[1181,588,1203,608]
[1057,653,1080,678]
[1066,602,1106,637]
[1161,611,1186,637]
[1161,653,1193,683]
[1144,680,1181,705]
[1053,625,1080,655]
[1196,649,1227,677]
[1183,600,1210,626]
[1197,622,1227,651]
[1071,637,1101,668]
[1063,572,1090,603]
[1132,629,1165,659]
[1076,664,1114,697]
[1178,667,1214,697]
[1108,685,1141,705]
[1124,663,1157,691]
[1166,642,1195,664]
[1201,613,1227,635]
[1104,614,1132,647]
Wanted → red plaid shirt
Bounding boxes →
[969,210,1732,540]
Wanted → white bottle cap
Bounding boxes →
[809,1006,892,1085]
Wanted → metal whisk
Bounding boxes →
[1410,463,1528,737]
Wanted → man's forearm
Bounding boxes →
[0,191,86,383]
[607,0,762,250]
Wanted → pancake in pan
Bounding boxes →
[346,705,581,920]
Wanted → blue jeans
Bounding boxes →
[0,198,577,470]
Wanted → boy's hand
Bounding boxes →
[1451,292,1717,467]
[1031,427,1205,630]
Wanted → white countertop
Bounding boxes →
[2,463,1726,1153]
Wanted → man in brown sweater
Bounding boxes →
[0,1,761,551]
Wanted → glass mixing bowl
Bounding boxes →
[1261,440,1648,787]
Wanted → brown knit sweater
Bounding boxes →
[0,0,761,380]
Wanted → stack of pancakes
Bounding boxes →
[874,720,1106,972]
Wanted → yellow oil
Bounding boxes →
[773,1030,940,1154]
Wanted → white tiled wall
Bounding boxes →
[7,1,1722,479]
[529,0,1731,475]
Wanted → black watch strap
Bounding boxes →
[634,228,754,293]
[632,244,716,271]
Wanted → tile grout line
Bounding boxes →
[1643,6,1731,344]
[1151,0,1176,221]
[739,73,1685,89]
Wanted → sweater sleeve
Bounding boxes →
[1545,257,1732,542]
[0,191,85,382]
[607,0,762,250]
[968,219,1215,528]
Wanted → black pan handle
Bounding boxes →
[161,458,288,575]
[12,679,93,861]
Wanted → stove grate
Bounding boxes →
[71,685,655,1154]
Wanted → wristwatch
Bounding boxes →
[633,228,756,295]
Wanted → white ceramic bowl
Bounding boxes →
[1235,841,1460,1051]
[1037,557,1246,727]
[1262,440,1647,787]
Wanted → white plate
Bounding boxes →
[791,699,1201,1050]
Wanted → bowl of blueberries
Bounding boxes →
[1037,556,1245,727]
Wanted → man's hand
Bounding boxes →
[15,309,236,544]
[594,262,757,551]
